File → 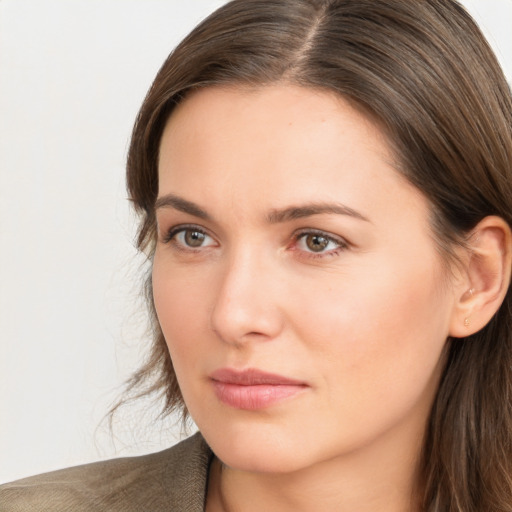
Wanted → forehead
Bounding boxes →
[160,86,392,177]
[157,84,426,227]
[162,84,387,146]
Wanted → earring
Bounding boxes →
[464,317,470,327]
[469,288,475,296]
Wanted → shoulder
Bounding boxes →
[0,432,212,512]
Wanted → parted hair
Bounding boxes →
[121,1,512,510]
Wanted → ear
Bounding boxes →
[449,216,512,338]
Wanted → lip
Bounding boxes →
[209,368,308,410]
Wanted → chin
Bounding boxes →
[216,444,308,474]
[200,421,319,474]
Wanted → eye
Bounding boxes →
[163,226,217,249]
[295,230,347,255]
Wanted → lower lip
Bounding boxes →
[211,381,307,410]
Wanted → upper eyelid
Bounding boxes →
[161,223,210,236]
[293,228,348,245]
[161,224,213,244]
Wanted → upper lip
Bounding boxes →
[210,368,306,386]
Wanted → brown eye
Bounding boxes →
[166,227,216,249]
[305,234,329,252]
[295,231,345,256]
[184,230,206,247]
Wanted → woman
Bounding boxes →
[2,0,512,510]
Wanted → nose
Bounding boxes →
[210,248,285,346]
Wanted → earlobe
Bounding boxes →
[449,216,512,338]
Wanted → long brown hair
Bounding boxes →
[122,1,512,509]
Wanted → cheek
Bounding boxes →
[289,253,451,408]
[151,256,210,365]
[152,261,217,422]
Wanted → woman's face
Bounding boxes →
[153,85,459,474]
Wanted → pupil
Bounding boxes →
[306,234,328,252]
[185,230,205,247]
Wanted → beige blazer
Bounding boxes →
[0,433,212,511]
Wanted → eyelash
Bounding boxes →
[291,229,348,259]
[161,225,349,259]
[161,224,214,249]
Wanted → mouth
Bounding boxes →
[209,368,308,410]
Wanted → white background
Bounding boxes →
[1,0,511,484]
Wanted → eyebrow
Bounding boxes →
[266,202,370,223]
[154,193,370,224]
[155,194,211,220]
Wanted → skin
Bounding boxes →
[152,84,465,512]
